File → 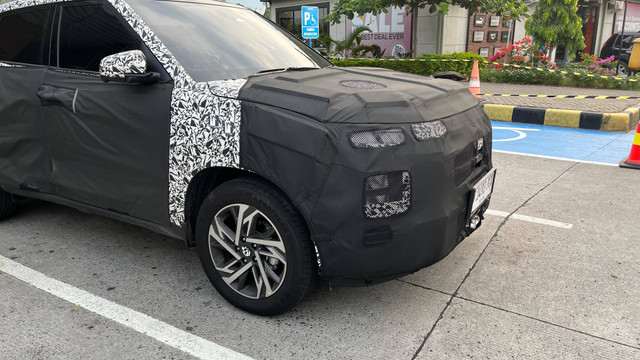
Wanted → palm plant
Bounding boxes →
[319,25,373,58]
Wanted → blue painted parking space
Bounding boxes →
[491,121,636,164]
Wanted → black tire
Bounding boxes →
[195,177,316,316]
[618,61,629,76]
[0,187,16,220]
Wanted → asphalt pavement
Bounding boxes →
[1,125,640,359]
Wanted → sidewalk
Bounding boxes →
[479,83,640,131]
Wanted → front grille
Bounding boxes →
[454,145,475,186]
[454,136,489,186]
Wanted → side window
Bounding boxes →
[0,7,52,65]
[58,4,140,71]
[621,35,637,50]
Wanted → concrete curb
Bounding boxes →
[482,103,640,131]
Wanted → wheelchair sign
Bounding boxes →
[301,6,319,39]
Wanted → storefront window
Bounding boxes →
[276,3,329,48]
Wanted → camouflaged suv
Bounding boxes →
[0,0,494,315]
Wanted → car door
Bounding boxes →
[0,5,54,194]
[40,0,173,225]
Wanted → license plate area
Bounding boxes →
[467,168,496,218]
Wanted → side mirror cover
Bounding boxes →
[100,50,157,84]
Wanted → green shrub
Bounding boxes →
[479,68,640,91]
[331,54,640,90]
[330,52,487,77]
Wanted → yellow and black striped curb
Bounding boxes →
[482,103,640,131]
[329,57,637,82]
[480,94,640,100]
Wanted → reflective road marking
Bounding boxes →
[0,255,252,360]
[492,126,540,142]
[486,209,574,229]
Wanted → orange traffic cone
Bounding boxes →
[469,60,481,99]
[620,123,640,169]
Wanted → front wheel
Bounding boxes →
[0,187,16,220]
[195,177,316,316]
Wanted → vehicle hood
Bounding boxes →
[236,67,480,124]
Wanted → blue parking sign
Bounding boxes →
[301,6,319,39]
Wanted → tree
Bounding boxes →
[327,0,529,58]
[263,3,270,19]
[525,0,585,64]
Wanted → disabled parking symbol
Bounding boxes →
[301,6,319,39]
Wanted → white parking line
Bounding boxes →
[486,209,574,229]
[0,255,252,360]
[493,150,618,167]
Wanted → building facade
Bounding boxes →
[266,0,640,60]
[467,12,515,59]
[267,0,470,56]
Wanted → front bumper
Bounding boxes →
[310,105,493,284]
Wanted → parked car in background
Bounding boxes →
[599,32,640,75]
[0,0,494,315]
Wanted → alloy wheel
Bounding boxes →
[207,204,287,299]
[617,62,628,76]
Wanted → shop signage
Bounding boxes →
[615,3,640,32]
[347,6,413,58]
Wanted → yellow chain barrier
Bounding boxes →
[480,94,640,99]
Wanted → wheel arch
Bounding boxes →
[183,167,312,248]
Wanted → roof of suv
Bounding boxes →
[130,0,244,9]
[0,0,244,10]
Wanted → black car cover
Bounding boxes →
[239,67,492,283]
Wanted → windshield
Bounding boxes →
[127,0,332,82]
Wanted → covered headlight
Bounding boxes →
[411,120,447,141]
[349,128,406,148]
